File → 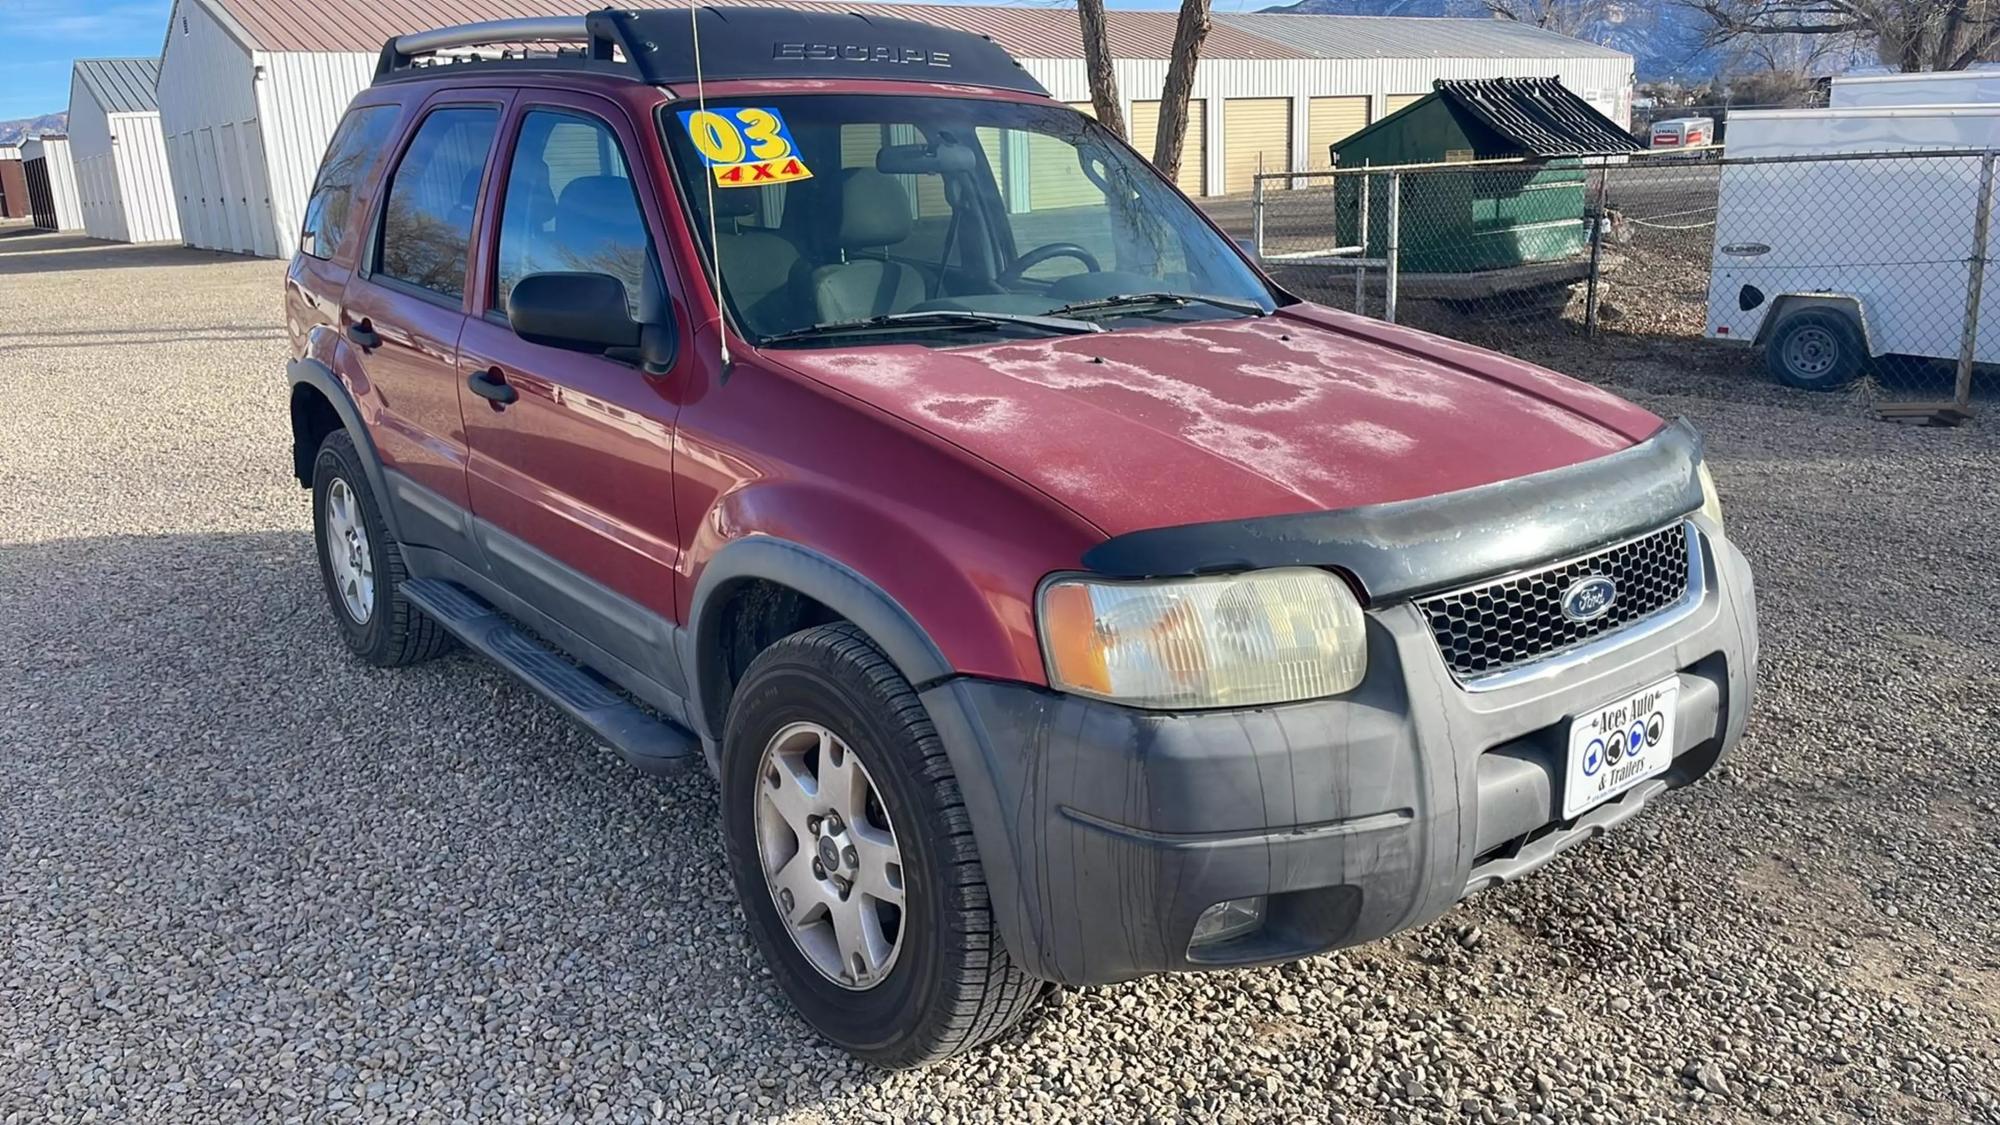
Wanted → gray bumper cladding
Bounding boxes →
[922,526,1757,987]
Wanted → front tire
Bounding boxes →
[310,430,451,667]
[720,623,1044,1067]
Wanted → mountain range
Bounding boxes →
[0,114,68,148]
[1258,0,1723,80]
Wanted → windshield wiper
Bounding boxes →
[760,309,1103,346]
[1049,292,1270,319]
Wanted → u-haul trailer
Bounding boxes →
[1706,104,2000,389]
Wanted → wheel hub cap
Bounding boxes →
[324,478,375,624]
[1786,327,1837,377]
[753,721,905,990]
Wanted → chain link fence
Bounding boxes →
[1239,148,1998,423]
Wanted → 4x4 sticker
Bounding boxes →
[678,106,815,188]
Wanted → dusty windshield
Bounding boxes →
[661,94,1276,346]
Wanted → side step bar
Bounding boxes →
[400,578,700,776]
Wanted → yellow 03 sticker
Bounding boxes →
[677,106,814,188]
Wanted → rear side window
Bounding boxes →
[494,110,651,318]
[374,106,500,300]
[300,105,398,260]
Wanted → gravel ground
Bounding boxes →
[3,228,1997,1124]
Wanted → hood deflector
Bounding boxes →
[1080,418,1706,602]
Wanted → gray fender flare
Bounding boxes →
[287,357,403,542]
[680,536,953,742]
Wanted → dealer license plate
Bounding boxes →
[1563,677,1679,819]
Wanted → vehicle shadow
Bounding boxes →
[0,230,260,273]
[0,530,932,1116]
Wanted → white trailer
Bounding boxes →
[1705,104,2000,388]
[1830,71,2000,109]
[1648,116,1713,149]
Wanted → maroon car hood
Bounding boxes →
[773,306,1664,537]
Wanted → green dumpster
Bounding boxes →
[1328,77,1640,275]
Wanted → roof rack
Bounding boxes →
[374,7,1048,96]
[375,15,637,81]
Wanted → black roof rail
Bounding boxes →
[374,15,639,81]
[374,7,1048,96]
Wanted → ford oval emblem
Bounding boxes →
[1561,576,1618,622]
[1721,242,1771,257]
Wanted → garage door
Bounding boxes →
[1307,96,1370,167]
[1385,93,1427,115]
[1223,98,1290,195]
[1130,99,1206,196]
[1026,102,1101,211]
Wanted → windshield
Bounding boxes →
[660,94,1276,347]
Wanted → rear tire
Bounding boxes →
[310,430,452,667]
[720,623,1044,1067]
[1765,309,1865,390]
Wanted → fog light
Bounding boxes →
[1189,896,1267,950]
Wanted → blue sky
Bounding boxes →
[0,0,175,120]
[0,0,1269,123]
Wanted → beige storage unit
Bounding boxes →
[1223,97,1290,195]
[1130,98,1206,196]
[1307,96,1370,168]
[1386,93,1428,115]
[1025,102,1102,212]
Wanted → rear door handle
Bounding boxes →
[467,367,519,406]
[345,320,380,349]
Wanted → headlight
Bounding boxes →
[1038,568,1368,709]
[1696,462,1724,529]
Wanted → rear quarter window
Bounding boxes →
[300,105,400,261]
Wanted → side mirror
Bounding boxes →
[1233,237,1262,265]
[508,272,643,355]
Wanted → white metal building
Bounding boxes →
[20,135,85,232]
[67,58,183,244]
[153,0,1632,258]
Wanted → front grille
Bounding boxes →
[1420,524,1695,680]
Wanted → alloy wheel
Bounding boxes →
[324,477,376,624]
[753,720,906,990]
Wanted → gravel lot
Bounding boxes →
[3,227,1998,1124]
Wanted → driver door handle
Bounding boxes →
[467,367,519,406]
[345,319,380,350]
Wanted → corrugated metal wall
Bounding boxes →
[1023,54,1633,196]
[110,116,185,243]
[22,137,86,231]
[68,70,184,244]
[67,78,129,241]
[256,50,376,258]
[159,0,271,254]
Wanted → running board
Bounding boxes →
[400,578,700,776]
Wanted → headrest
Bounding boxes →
[555,175,636,234]
[832,169,911,250]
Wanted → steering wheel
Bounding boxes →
[997,242,1102,287]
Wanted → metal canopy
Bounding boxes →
[1435,76,1641,158]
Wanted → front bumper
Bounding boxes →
[921,522,1757,987]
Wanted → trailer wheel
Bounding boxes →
[1765,309,1865,391]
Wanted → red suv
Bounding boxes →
[286,8,1758,1067]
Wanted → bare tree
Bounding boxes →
[1684,0,2000,71]
[1075,0,1127,140]
[1481,0,1615,40]
[1151,0,1212,182]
